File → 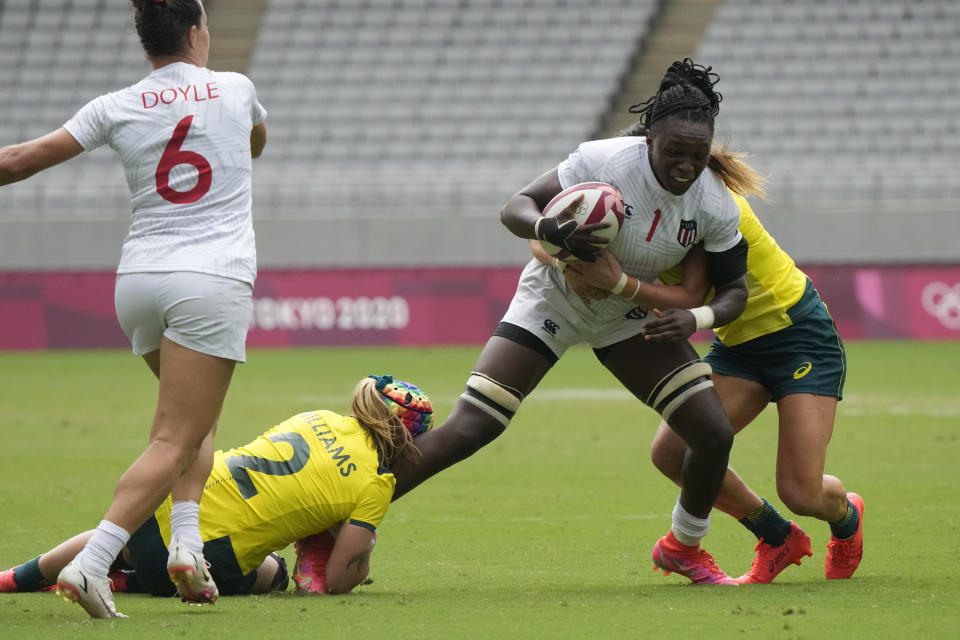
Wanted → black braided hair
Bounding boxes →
[130,0,203,59]
[627,58,722,131]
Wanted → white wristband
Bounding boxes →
[689,306,716,331]
[610,272,629,295]
[552,257,567,272]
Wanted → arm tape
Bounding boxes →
[610,272,629,295]
[706,237,748,286]
[689,306,715,331]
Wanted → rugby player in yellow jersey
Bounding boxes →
[0,375,433,597]
[562,187,863,584]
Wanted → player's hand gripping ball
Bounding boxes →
[537,182,625,262]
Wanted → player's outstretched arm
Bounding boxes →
[642,239,749,341]
[528,239,609,305]
[324,523,376,595]
[0,128,84,186]
[565,246,712,311]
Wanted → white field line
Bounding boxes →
[387,503,960,525]
[293,389,960,417]
[385,512,665,525]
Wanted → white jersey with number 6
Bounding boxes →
[64,62,267,286]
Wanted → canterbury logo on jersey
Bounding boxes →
[677,220,698,247]
[625,307,648,320]
[793,362,813,379]
[542,318,560,336]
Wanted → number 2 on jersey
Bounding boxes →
[225,432,311,500]
[155,115,212,204]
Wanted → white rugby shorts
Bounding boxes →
[114,272,253,362]
[500,260,653,359]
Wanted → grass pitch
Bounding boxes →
[0,341,957,638]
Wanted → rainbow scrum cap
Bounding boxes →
[369,375,434,436]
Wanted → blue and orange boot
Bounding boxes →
[736,521,813,584]
[825,492,864,579]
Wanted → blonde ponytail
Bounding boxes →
[351,377,418,466]
[616,121,768,200]
[709,142,768,201]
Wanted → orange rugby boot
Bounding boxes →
[736,521,813,584]
[652,531,738,585]
[825,492,864,579]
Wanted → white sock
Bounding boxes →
[671,497,711,547]
[170,500,204,554]
[77,520,131,579]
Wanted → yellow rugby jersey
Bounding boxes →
[661,193,808,346]
[155,410,395,574]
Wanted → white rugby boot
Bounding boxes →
[56,558,127,618]
[166,534,219,604]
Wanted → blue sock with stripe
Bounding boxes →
[829,498,860,540]
[13,557,51,592]
[738,499,791,547]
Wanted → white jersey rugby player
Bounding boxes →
[504,135,742,352]
[64,62,267,286]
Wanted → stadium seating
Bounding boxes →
[0,0,656,268]
[1,0,957,268]
[698,0,960,209]
[247,0,657,231]
[0,0,148,221]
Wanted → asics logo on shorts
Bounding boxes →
[542,319,559,336]
[793,362,812,379]
[625,307,649,320]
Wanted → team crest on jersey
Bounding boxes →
[676,220,698,247]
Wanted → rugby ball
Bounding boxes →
[539,182,625,262]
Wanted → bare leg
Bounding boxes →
[250,555,281,594]
[603,336,733,518]
[31,532,94,583]
[171,428,217,503]
[58,337,235,613]
[392,336,554,500]
[103,337,234,533]
[650,373,770,518]
[145,349,219,539]
[775,393,847,522]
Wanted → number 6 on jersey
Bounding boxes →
[155,115,212,204]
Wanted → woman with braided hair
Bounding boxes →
[565,125,862,584]
[0,0,267,617]
[392,59,749,585]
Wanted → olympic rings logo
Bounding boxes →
[921,282,960,330]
